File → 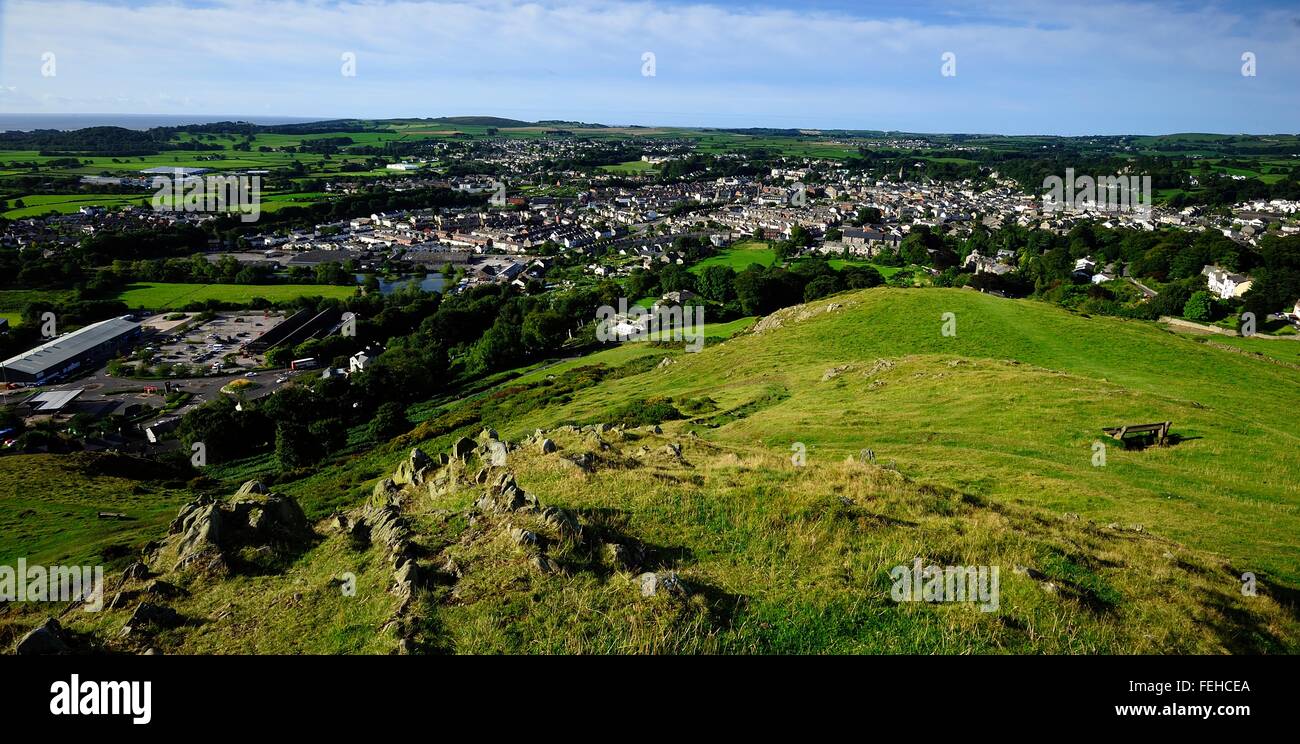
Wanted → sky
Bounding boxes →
[0,0,1297,135]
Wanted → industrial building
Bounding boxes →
[0,316,142,384]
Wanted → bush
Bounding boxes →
[1183,290,1214,321]
[608,397,682,428]
[368,401,409,442]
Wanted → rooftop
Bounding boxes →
[1,316,140,376]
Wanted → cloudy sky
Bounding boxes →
[0,0,1297,134]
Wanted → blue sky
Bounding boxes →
[0,0,1297,134]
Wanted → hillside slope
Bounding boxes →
[7,288,1298,654]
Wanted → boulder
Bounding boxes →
[539,506,581,542]
[485,440,510,467]
[509,527,539,548]
[371,478,401,506]
[566,452,596,473]
[173,503,223,571]
[393,448,434,486]
[539,438,557,454]
[14,619,72,655]
[143,580,186,599]
[121,602,181,636]
[450,436,476,460]
[636,571,685,598]
[393,561,419,596]
[233,479,268,499]
[530,555,558,575]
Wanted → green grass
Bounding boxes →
[827,258,906,277]
[116,282,357,310]
[0,288,76,313]
[8,287,1300,655]
[0,454,192,567]
[492,289,1300,587]
[691,241,776,273]
[600,160,658,174]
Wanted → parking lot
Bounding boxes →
[148,311,288,374]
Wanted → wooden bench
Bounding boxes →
[1102,421,1172,446]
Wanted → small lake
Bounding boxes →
[355,273,445,295]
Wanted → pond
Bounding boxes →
[355,273,445,295]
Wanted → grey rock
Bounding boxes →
[15,619,72,655]
[636,571,685,598]
[485,440,509,467]
[122,602,181,636]
[233,479,268,499]
[451,436,476,460]
[540,438,557,454]
[509,527,539,548]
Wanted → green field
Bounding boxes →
[116,282,357,310]
[826,258,906,277]
[600,160,658,174]
[0,454,191,567]
[691,240,777,273]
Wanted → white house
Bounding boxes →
[349,351,371,374]
[1202,264,1253,299]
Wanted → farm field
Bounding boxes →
[115,282,357,310]
[691,240,776,273]
[600,160,657,174]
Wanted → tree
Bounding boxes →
[697,265,736,302]
[1183,290,1214,321]
[275,422,315,470]
[803,274,841,302]
[369,402,409,442]
[841,264,884,289]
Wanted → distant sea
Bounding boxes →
[0,113,326,132]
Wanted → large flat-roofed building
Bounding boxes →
[0,316,142,384]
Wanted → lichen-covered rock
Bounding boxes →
[636,571,686,598]
[168,489,313,574]
[393,448,434,487]
[371,477,401,506]
[484,440,509,467]
[234,479,268,499]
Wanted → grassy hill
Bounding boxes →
[6,288,1298,654]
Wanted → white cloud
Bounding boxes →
[0,0,1295,133]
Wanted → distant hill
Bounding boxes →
[431,116,533,128]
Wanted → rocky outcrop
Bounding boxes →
[234,479,268,498]
[166,489,313,574]
[450,436,475,460]
[393,448,435,487]
[482,440,509,467]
